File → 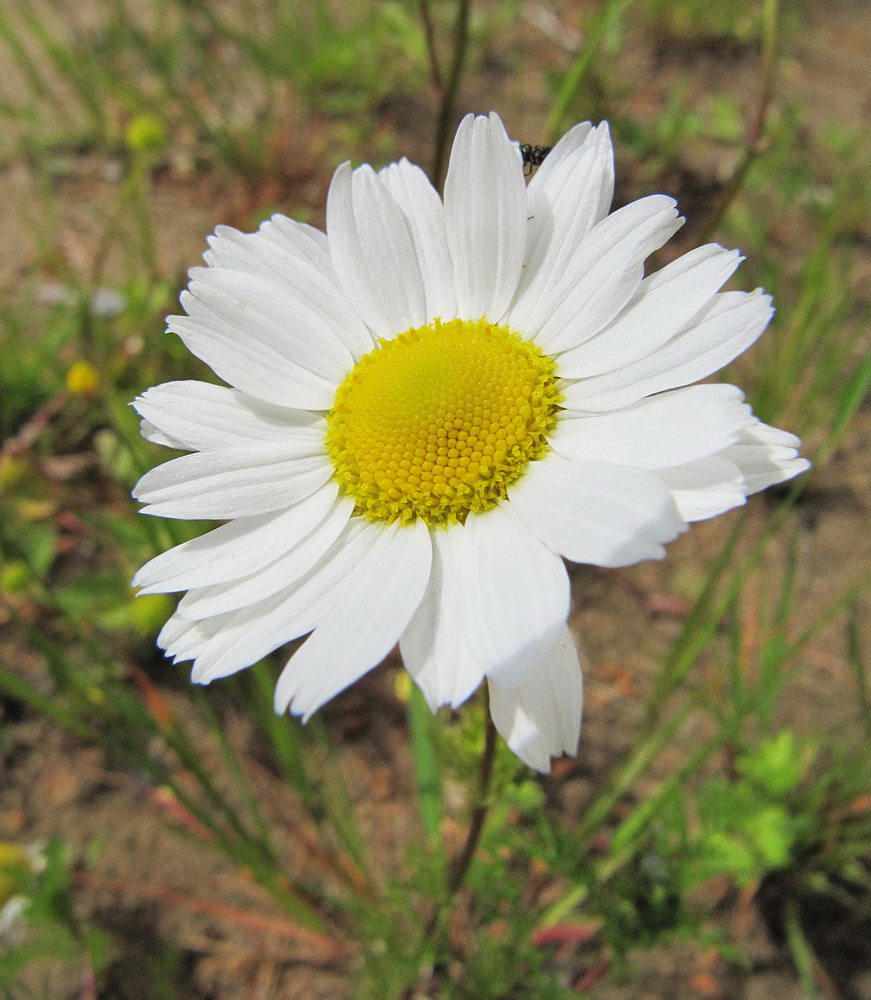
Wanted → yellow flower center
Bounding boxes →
[325,317,562,526]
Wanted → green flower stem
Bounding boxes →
[413,695,497,970]
[447,699,497,894]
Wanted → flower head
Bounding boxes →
[132,113,808,771]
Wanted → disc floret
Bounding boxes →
[325,317,562,525]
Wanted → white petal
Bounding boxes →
[326,162,427,337]
[553,384,751,469]
[534,121,594,158]
[379,159,458,323]
[555,244,743,378]
[722,420,810,494]
[275,518,432,719]
[326,163,388,336]
[488,625,583,771]
[203,222,374,359]
[527,121,611,223]
[140,420,187,451]
[133,381,324,452]
[456,504,570,689]
[263,215,331,264]
[657,456,747,521]
[176,494,354,619]
[444,113,528,322]
[509,452,686,567]
[187,518,380,682]
[565,289,773,412]
[184,266,353,377]
[169,288,340,411]
[132,441,332,519]
[510,123,614,329]
[133,481,341,593]
[529,195,683,354]
[158,612,200,656]
[160,617,232,675]
[400,527,484,710]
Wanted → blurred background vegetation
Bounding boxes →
[0,0,869,997]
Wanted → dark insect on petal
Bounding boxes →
[519,143,553,175]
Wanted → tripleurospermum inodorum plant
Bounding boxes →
[132,113,807,769]
[1,0,868,996]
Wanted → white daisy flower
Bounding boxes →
[132,112,809,772]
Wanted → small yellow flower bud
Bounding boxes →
[0,561,29,595]
[66,360,100,396]
[393,670,412,703]
[0,843,33,906]
[125,113,167,154]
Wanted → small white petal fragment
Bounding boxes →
[400,527,484,710]
[658,456,748,522]
[133,442,333,519]
[275,518,432,720]
[509,452,686,567]
[444,112,528,322]
[660,419,808,523]
[554,384,751,469]
[723,421,810,494]
[140,420,188,451]
[157,613,201,657]
[457,505,570,690]
[488,625,583,772]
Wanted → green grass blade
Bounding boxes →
[408,684,442,844]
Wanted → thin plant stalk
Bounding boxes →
[784,900,822,1000]
[545,0,639,143]
[410,698,497,989]
[847,613,871,739]
[540,719,724,927]
[697,0,780,243]
[418,0,444,101]
[409,683,443,843]
[430,0,471,193]
[447,700,497,894]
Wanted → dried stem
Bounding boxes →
[418,0,444,101]
[411,693,497,985]
[430,0,471,193]
[697,0,780,243]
